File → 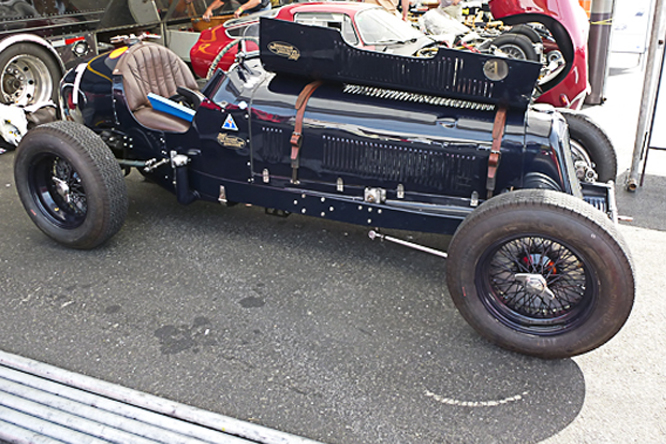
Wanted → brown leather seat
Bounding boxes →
[112,42,199,133]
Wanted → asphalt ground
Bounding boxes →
[0,53,664,443]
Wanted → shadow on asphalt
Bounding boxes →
[1,158,587,443]
[608,65,642,77]
[616,171,666,232]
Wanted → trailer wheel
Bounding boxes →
[491,33,539,62]
[559,109,618,183]
[0,43,61,106]
[446,189,634,359]
[206,37,259,79]
[14,121,128,249]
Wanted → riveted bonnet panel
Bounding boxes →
[259,18,541,111]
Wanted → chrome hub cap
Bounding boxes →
[1,54,52,106]
[52,176,71,203]
[514,273,556,300]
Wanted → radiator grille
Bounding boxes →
[584,195,608,214]
[342,84,495,110]
[261,126,285,163]
[337,42,495,101]
[322,135,477,191]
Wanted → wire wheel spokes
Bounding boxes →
[52,157,87,215]
[480,236,594,335]
[31,154,88,228]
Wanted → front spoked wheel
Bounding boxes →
[477,235,595,336]
[446,189,634,358]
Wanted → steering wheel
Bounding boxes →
[206,37,260,80]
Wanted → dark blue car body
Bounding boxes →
[60,18,605,236]
[20,18,629,359]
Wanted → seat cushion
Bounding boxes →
[113,42,200,127]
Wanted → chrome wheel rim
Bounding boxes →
[1,54,52,106]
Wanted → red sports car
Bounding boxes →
[488,0,590,110]
[192,0,588,108]
[190,2,439,79]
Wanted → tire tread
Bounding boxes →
[446,189,635,358]
[560,109,618,182]
[15,121,128,248]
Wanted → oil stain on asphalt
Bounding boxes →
[154,316,216,355]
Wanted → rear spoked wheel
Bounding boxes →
[446,189,634,358]
[30,153,89,229]
[14,121,128,249]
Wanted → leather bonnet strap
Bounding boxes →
[290,80,323,183]
[486,105,507,199]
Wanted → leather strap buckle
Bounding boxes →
[290,134,301,169]
[486,105,507,198]
[290,80,323,183]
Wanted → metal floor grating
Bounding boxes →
[0,351,322,444]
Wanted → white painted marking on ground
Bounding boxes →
[425,389,529,407]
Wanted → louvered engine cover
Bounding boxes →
[248,75,529,199]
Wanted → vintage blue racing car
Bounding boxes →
[13,19,634,359]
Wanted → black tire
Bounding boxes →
[14,121,128,249]
[559,109,618,183]
[446,189,634,359]
[491,33,539,62]
[507,24,542,44]
[0,43,61,106]
[206,37,259,79]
